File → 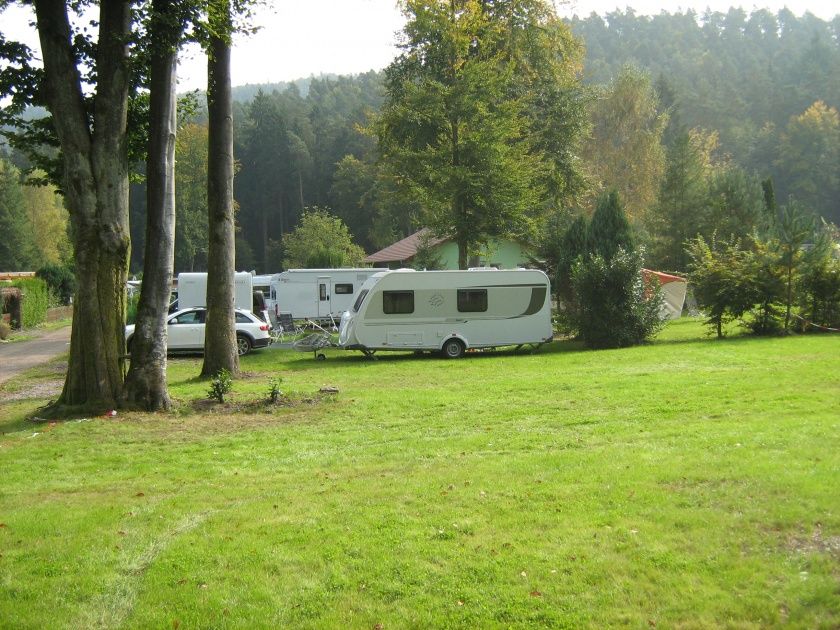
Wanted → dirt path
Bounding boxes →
[0,325,71,386]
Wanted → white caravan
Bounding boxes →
[176,272,253,311]
[338,269,554,358]
[269,268,383,322]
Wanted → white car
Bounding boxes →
[126,307,272,356]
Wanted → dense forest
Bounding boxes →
[2,8,838,276]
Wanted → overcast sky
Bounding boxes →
[2,1,837,93]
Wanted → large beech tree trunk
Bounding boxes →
[124,0,179,410]
[34,0,131,412]
[201,0,240,377]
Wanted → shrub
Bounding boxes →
[267,377,283,404]
[687,235,756,338]
[0,320,10,340]
[11,277,49,328]
[208,369,233,403]
[571,247,664,349]
[798,253,840,330]
[36,264,75,305]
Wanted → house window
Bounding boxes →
[457,289,487,312]
[335,283,353,294]
[383,291,414,314]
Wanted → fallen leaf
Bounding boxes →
[373,624,383,630]
[177,579,187,585]
[135,492,145,497]
[530,590,542,598]
[0,523,6,528]
[172,620,180,630]
[457,601,464,606]
[648,620,656,627]
[199,583,208,589]
[520,571,527,578]
[117,531,126,536]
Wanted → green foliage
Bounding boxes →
[377,0,586,268]
[0,157,36,271]
[570,9,840,225]
[741,238,786,336]
[704,168,766,242]
[266,376,283,404]
[174,123,210,272]
[647,131,711,271]
[687,235,757,338]
[410,230,444,271]
[35,264,75,306]
[282,207,365,269]
[571,247,664,348]
[208,368,233,403]
[582,65,667,220]
[125,291,141,326]
[10,277,48,328]
[588,190,634,262]
[798,242,840,331]
[773,201,815,330]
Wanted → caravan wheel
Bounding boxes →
[442,338,465,359]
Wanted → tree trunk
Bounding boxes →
[201,0,239,377]
[34,0,131,413]
[124,0,179,410]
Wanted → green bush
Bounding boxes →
[208,369,233,403]
[0,320,10,340]
[799,255,840,330]
[36,264,75,305]
[571,248,664,349]
[687,235,756,338]
[12,277,49,328]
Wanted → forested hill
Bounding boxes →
[568,8,840,168]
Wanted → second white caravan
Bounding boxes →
[269,268,384,322]
[338,269,553,358]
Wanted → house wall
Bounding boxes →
[429,239,530,270]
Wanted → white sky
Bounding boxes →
[1,1,837,93]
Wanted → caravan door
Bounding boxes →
[317,276,332,319]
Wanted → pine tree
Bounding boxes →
[587,190,634,262]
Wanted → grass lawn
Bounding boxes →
[0,319,838,628]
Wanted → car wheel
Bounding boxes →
[442,338,465,359]
[236,334,252,356]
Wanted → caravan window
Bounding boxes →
[383,290,414,314]
[457,289,488,312]
[335,283,353,294]
[319,283,327,301]
[352,289,369,313]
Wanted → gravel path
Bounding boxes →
[0,325,71,385]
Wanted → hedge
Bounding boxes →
[11,277,49,328]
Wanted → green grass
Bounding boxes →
[1,319,838,628]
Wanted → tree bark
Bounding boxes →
[35,0,131,413]
[201,0,239,377]
[124,0,179,410]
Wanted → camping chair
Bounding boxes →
[274,311,300,343]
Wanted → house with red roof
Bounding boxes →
[364,228,534,270]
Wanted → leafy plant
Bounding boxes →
[571,247,664,348]
[267,376,283,404]
[0,320,10,340]
[208,369,233,404]
[687,234,756,338]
